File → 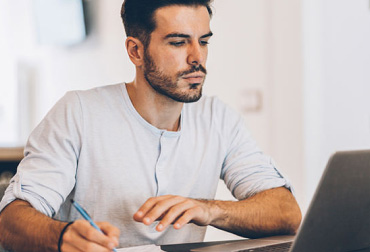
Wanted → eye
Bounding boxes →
[169,41,185,47]
[200,40,209,46]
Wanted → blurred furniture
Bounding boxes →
[0,147,24,199]
[0,147,24,171]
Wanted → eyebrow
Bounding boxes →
[164,31,213,39]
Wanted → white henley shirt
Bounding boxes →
[0,83,291,247]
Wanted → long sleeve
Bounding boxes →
[0,91,83,217]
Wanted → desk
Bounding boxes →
[0,147,24,173]
[0,147,24,161]
[161,239,249,252]
[0,147,23,198]
[160,238,370,252]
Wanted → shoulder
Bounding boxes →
[72,83,124,102]
[56,83,125,112]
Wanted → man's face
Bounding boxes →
[143,5,212,103]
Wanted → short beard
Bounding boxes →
[143,49,207,103]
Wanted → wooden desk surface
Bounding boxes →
[0,147,24,161]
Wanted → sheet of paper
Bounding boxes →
[117,244,164,252]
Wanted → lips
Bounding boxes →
[182,73,205,83]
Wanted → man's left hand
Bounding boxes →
[133,188,301,237]
[133,195,214,232]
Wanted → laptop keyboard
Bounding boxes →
[238,241,293,252]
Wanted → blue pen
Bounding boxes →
[71,199,118,252]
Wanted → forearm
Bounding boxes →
[0,199,65,252]
[134,187,301,238]
[208,187,302,238]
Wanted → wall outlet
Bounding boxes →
[240,88,263,113]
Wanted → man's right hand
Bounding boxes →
[0,200,120,252]
[61,220,120,252]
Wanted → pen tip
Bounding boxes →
[71,199,75,203]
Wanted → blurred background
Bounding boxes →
[0,0,369,242]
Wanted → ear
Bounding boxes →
[125,37,145,67]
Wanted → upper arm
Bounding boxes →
[220,112,292,200]
[0,92,83,217]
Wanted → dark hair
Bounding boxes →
[121,0,213,47]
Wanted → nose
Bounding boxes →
[187,42,206,67]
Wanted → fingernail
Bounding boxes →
[174,223,181,229]
[136,211,143,217]
[114,237,119,245]
[157,224,163,231]
[108,242,115,249]
[144,217,151,224]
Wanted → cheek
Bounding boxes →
[203,48,208,65]
[167,50,186,64]
[156,51,188,72]
[167,57,184,70]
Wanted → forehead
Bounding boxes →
[153,5,211,36]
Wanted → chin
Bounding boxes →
[176,90,203,103]
[189,83,201,90]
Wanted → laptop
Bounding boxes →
[162,150,370,252]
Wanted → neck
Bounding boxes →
[126,74,183,132]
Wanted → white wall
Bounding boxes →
[302,0,370,204]
[268,0,304,209]
[0,1,133,139]
[0,1,31,145]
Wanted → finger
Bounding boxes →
[70,220,117,250]
[97,222,120,246]
[62,230,104,252]
[134,195,173,221]
[66,234,113,252]
[140,196,187,225]
[156,200,195,232]
[60,223,84,252]
[62,222,113,252]
[174,207,201,230]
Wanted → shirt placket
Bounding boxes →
[155,131,170,196]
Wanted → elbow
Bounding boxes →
[291,210,302,234]
[281,201,302,235]
[285,214,302,235]
[0,210,7,247]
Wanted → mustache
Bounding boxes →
[178,64,207,78]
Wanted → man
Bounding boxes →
[0,0,301,251]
